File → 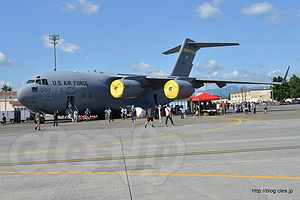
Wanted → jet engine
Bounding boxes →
[164,80,194,99]
[110,79,143,99]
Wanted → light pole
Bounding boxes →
[49,34,60,71]
[271,85,274,106]
[4,90,6,112]
[240,87,243,103]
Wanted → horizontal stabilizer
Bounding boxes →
[163,42,239,55]
[162,45,181,55]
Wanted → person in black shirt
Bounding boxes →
[145,105,155,128]
[53,110,58,126]
[2,113,6,126]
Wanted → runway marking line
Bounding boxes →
[0,171,299,180]
[2,145,299,166]
[0,119,243,157]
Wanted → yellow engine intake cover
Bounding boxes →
[164,80,180,99]
[110,80,125,98]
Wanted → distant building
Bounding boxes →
[230,89,272,103]
[0,92,24,111]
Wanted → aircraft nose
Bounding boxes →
[17,85,34,108]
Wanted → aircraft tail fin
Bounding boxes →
[163,38,239,77]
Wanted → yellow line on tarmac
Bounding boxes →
[0,119,242,157]
[227,118,263,121]
[223,116,300,122]
[0,171,299,180]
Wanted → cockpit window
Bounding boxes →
[42,79,48,85]
[36,79,41,85]
[28,79,48,85]
[26,80,35,84]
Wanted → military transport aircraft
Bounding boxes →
[17,38,288,118]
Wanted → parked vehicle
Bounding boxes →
[291,100,300,104]
[279,101,290,105]
[1,108,31,123]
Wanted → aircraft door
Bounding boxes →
[67,96,78,110]
[67,96,75,107]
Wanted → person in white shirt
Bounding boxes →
[165,104,175,127]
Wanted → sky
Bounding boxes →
[1,0,300,92]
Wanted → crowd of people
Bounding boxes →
[192,101,268,116]
[28,101,270,130]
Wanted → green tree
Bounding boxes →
[1,83,12,92]
[271,76,290,101]
[1,83,13,112]
[288,74,300,99]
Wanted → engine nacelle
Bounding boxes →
[110,79,143,99]
[164,80,195,99]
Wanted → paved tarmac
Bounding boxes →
[0,104,300,199]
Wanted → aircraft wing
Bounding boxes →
[195,79,280,88]
[115,74,282,90]
[145,76,280,89]
[193,66,290,88]
[144,65,290,89]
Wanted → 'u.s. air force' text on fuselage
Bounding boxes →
[52,80,89,87]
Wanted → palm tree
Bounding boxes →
[1,84,13,112]
[1,84,12,92]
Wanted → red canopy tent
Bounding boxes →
[189,93,220,102]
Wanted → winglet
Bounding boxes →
[280,66,290,85]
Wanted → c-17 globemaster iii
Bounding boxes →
[17,38,288,119]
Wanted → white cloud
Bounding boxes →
[268,69,282,77]
[298,10,300,17]
[128,62,168,76]
[78,0,99,14]
[60,0,99,14]
[196,60,224,71]
[41,34,83,53]
[0,52,13,66]
[57,38,83,53]
[194,60,224,76]
[212,71,219,76]
[61,2,77,12]
[265,12,281,24]
[195,2,222,19]
[240,68,270,81]
[242,2,275,15]
[223,70,240,79]
[242,2,281,24]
